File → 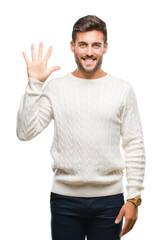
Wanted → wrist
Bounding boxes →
[127,196,142,207]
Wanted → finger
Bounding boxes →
[43,46,53,63]
[38,42,43,59]
[49,66,61,74]
[22,51,30,66]
[115,209,124,224]
[120,219,132,238]
[31,44,36,61]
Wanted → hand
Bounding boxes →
[22,42,61,82]
[115,201,138,238]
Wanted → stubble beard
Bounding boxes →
[74,52,103,73]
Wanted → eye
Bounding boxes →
[79,43,86,47]
[94,44,101,48]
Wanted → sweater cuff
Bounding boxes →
[126,186,144,200]
[28,77,45,91]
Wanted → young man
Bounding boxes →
[17,15,146,240]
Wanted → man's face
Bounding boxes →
[71,30,108,73]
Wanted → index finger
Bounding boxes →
[43,46,53,63]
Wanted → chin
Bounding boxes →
[82,64,102,73]
[80,62,100,73]
[83,68,96,73]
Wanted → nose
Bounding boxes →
[86,45,93,56]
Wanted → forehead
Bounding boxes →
[75,30,104,43]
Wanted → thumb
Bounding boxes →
[49,66,61,74]
[115,209,124,224]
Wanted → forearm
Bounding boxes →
[16,77,53,141]
[125,132,146,199]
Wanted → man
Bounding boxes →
[17,15,146,240]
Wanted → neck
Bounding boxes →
[72,68,107,79]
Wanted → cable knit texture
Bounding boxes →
[16,72,146,199]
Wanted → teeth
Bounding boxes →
[85,59,94,62]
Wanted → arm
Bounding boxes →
[16,78,53,141]
[115,85,146,237]
[16,42,61,141]
[121,85,146,200]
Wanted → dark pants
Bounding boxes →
[50,192,124,240]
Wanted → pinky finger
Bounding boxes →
[22,51,30,66]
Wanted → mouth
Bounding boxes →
[81,57,97,64]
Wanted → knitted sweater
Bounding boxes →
[16,72,146,200]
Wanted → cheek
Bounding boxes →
[75,49,86,57]
[97,49,105,57]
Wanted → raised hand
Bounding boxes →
[22,42,61,82]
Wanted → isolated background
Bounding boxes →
[0,0,161,239]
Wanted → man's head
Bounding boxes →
[71,15,108,75]
[72,15,107,45]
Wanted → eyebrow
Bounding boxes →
[78,41,102,45]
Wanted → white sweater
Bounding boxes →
[16,72,146,200]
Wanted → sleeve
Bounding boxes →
[16,77,54,141]
[120,85,146,200]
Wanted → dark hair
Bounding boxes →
[72,15,107,44]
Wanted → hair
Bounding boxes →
[72,15,107,44]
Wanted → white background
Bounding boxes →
[0,0,161,239]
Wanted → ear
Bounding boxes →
[103,42,108,54]
[70,40,75,53]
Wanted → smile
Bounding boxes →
[85,59,94,62]
[82,58,97,64]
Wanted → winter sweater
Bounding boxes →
[16,72,146,200]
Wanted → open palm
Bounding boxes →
[22,42,61,82]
